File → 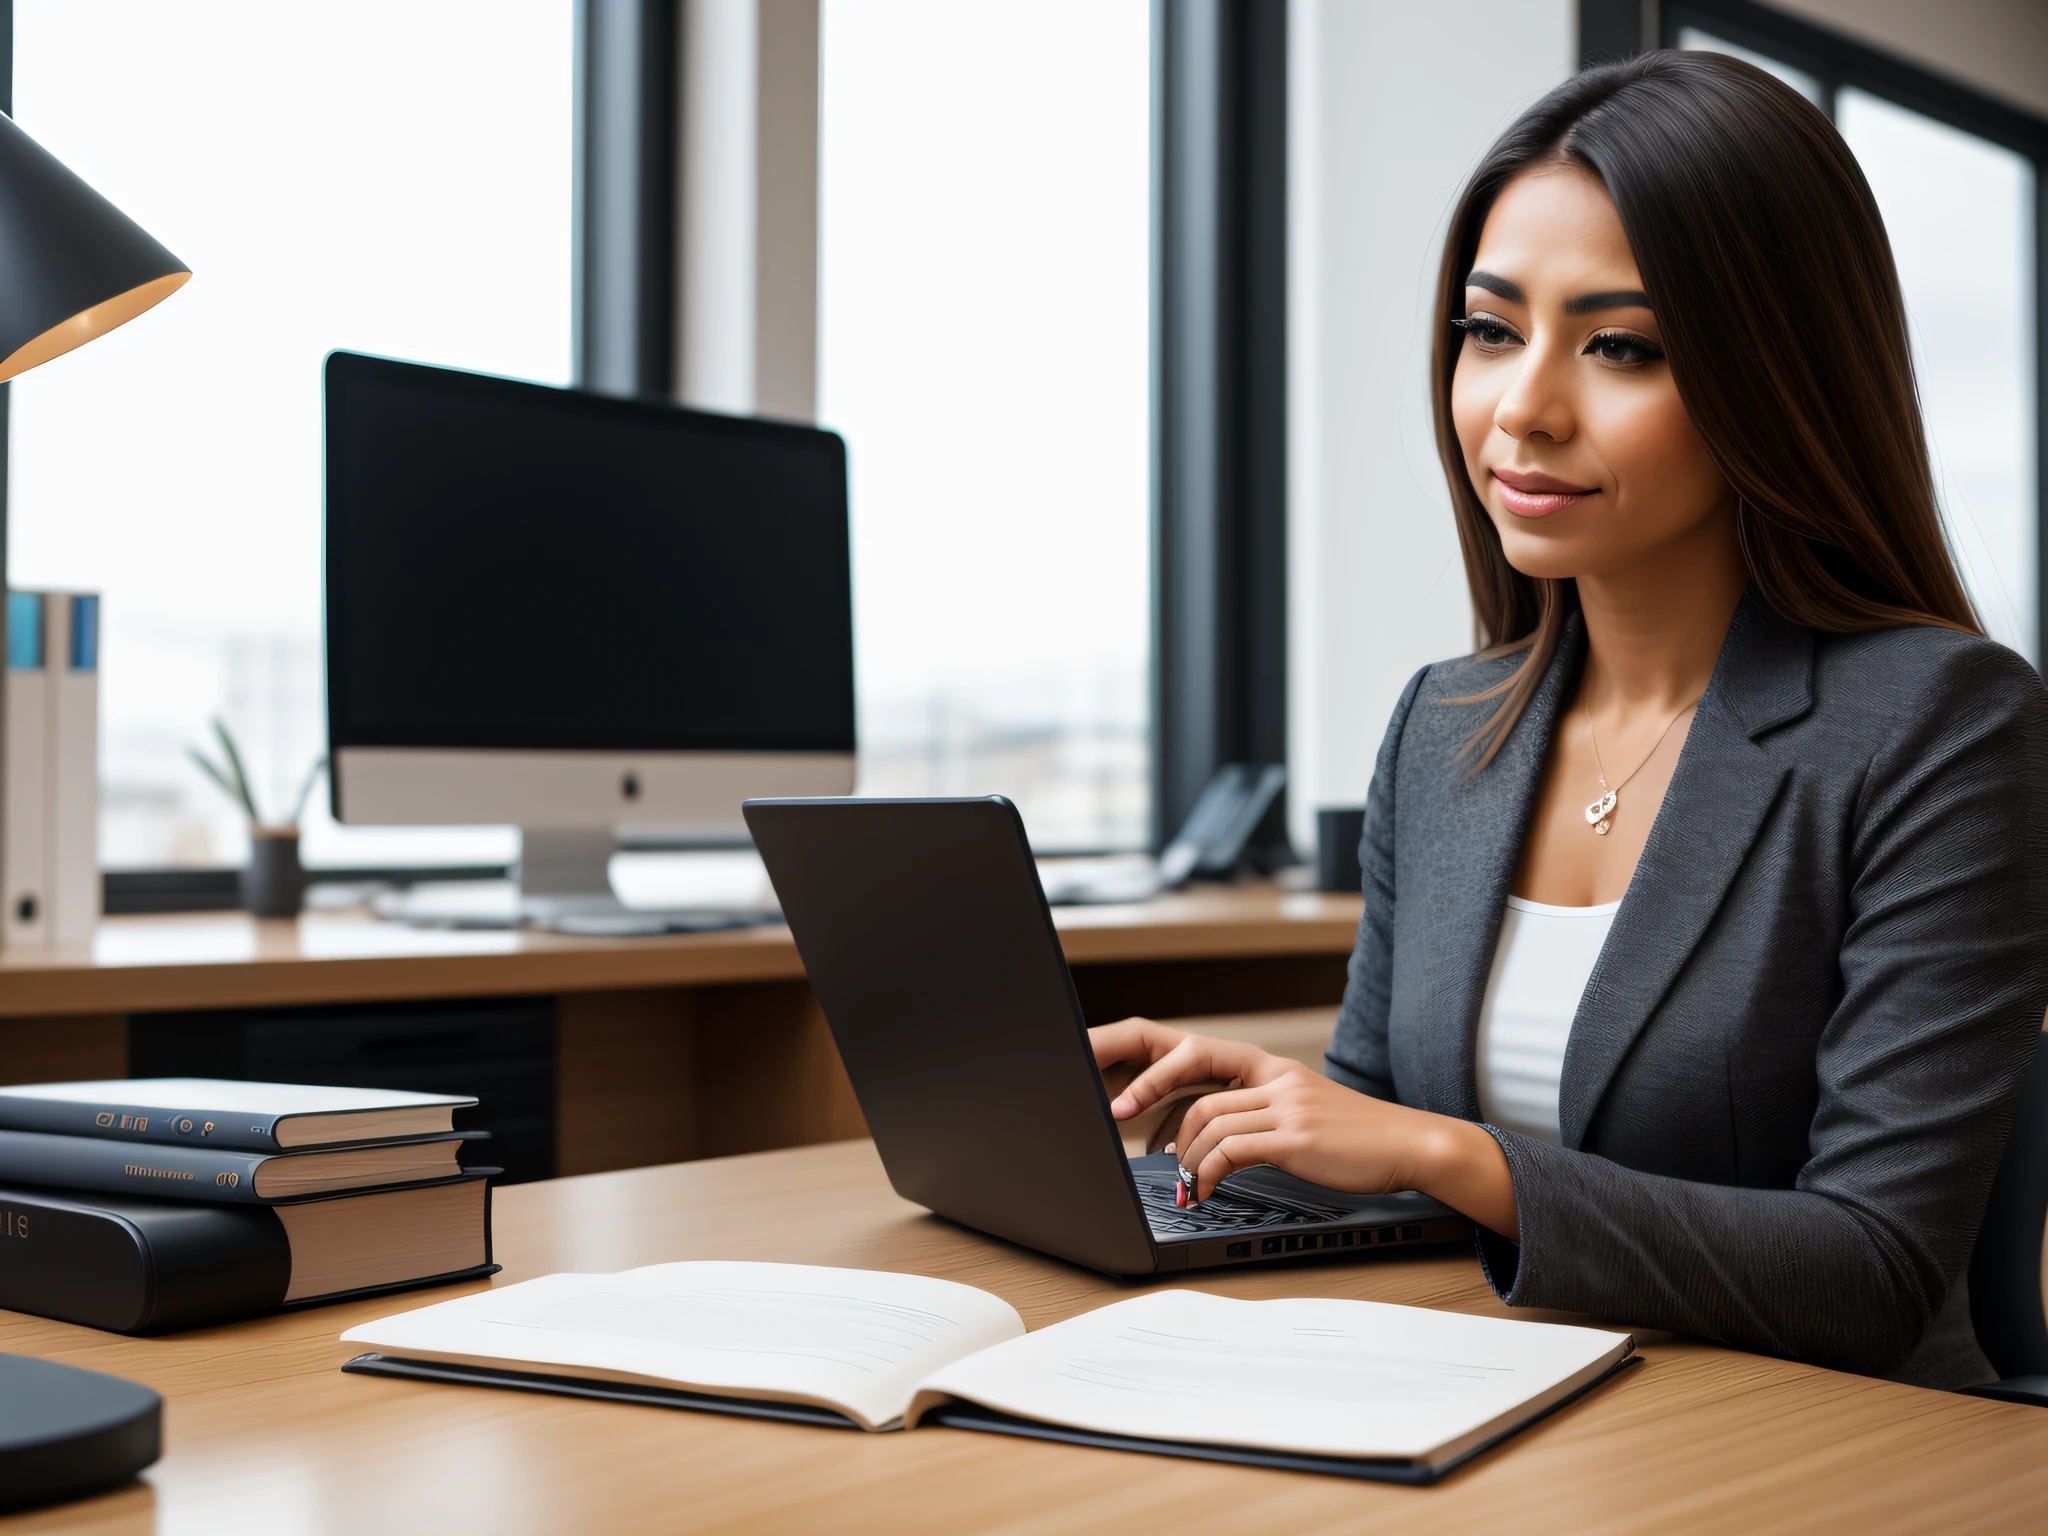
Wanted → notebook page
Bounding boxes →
[342,1261,1024,1430]
[906,1290,1630,1460]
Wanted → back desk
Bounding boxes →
[0,884,1360,1176]
[4,1138,2044,1534]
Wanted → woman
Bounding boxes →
[1095,51,2048,1388]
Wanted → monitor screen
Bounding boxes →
[323,352,855,757]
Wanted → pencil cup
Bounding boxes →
[243,830,304,919]
[1314,807,1366,894]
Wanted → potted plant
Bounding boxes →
[188,719,324,919]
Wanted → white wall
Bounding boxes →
[1286,0,1575,851]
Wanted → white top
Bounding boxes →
[1474,896,1621,1144]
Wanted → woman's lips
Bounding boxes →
[1492,468,1597,518]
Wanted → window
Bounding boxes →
[9,0,575,870]
[1836,90,2037,660]
[1671,11,2044,665]
[817,0,1153,851]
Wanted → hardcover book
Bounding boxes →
[0,1078,476,1151]
[340,1261,1635,1483]
[0,1126,478,1204]
[0,1176,497,1333]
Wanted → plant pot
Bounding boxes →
[243,829,304,919]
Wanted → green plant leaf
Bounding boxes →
[209,717,262,823]
[186,747,253,823]
[287,755,327,827]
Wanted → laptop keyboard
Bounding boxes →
[1135,1173,1353,1238]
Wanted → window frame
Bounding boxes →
[1583,0,2048,675]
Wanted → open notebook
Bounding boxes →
[341,1262,1635,1482]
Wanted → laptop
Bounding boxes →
[742,795,1468,1276]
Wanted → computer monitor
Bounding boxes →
[323,351,855,928]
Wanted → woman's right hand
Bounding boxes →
[1090,1017,1292,1124]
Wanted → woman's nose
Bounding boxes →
[1491,342,1577,443]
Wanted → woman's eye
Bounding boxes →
[1584,331,1665,365]
[1452,315,1522,349]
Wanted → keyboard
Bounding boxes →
[1134,1171,1353,1238]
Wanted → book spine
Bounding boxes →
[0,1187,289,1333]
[48,593,99,944]
[0,1129,273,1203]
[0,1098,283,1152]
[2,592,49,945]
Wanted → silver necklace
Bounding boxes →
[1583,696,1698,836]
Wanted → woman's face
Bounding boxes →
[1450,163,1733,583]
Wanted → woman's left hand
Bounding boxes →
[1091,1017,1522,1238]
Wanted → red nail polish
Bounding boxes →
[1175,1179,1187,1208]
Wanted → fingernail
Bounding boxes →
[1176,1166,1199,1207]
[1111,1095,1135,1118]
[1162,1141,1176,1156]
[1175,1179,1186,1208]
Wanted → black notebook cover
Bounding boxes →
[339,1350,1639,1482]
[343,1354,862,1429]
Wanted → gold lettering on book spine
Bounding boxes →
[2,1209,25,1238]
[123,1164,195,1181]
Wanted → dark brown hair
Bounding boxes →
[1433,50,1980,767]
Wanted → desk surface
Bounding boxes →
[0,883,1361,1019]
[5,1138,2043,1535]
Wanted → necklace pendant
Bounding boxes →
[1584,789,1617,833]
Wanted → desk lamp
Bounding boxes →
[0,109,187,1514]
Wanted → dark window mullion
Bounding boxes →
[1152,0,1288,858]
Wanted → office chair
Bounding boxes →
[1964,1027,2048,1407]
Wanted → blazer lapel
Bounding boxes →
[1416,617,1585,1120]
[1557,590,1814,1148]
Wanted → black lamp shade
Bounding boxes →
[0,112,188,383]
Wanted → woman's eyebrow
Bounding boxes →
[1564,289,1653,314]
[1465,270,1523,302]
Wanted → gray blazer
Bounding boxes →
[1325,589,2048,1388]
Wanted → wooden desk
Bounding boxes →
[5,1138,2044,1534]
[0,886,1361,1177]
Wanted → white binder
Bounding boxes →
[2,592,49,944]
[46,594,100,943]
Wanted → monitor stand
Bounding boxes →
[371,830,776,936]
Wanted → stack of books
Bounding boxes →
[0,1078,498,1333]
